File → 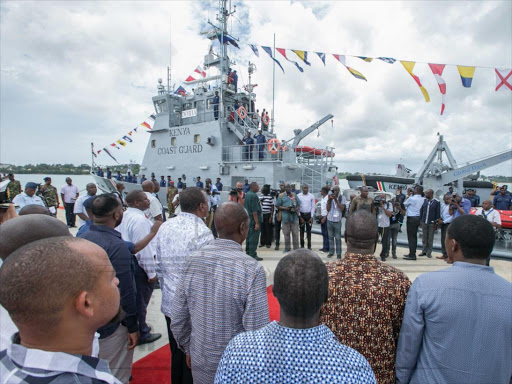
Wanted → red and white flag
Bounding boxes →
[495,68,512,92]
[184,65,207,83]
[429,64,447,115]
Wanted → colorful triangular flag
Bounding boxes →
[292,50,311,66]
[122,135,133,143]
[456,66,476,88]
[333,54,367,81]
[261,46,285,74]
[103,148,118,163]
[249,44,259,57]
[277,48,303,72]
[400,61,430,102]
[429,63,447,115]
[357,56,373,62]
[116,139,127,147]
[110,143,120,150]
[377,57,396,64]
[316,52,326,66]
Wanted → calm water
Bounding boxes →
[13,174,97,193]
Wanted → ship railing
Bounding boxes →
[300,163,329,194]
[222,143,283,163]
[225,105,261,132]
[169,108,220,127]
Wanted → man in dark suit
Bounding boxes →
[419,189,441,258]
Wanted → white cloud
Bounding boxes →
[0,0,511,176]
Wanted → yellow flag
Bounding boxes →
[400,61,430,102]
[116,139,127,147]
[292,50,311,65]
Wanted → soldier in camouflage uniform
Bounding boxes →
[6,174,21,201]
[38,177,60,216]
[166,180,178,215]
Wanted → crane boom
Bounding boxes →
[291,114,334,148]
[440,150,512,185]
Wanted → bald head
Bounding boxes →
[0,237,105,329]
[214,202,249,237]
[18,205,51,216]
[142,180,154,193]
[125,190,146,206]
[0,215,71,260]
[345,210,378,251]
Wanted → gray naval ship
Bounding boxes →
[92,0,337,203]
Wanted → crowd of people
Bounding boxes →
[0,173,511,384]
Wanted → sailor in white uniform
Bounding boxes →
[11,182,46,214]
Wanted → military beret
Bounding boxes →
[25,182,38,190]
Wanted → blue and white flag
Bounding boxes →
[262,46,285,74]
[316,52,326,66]
[249,44,259,57]
[377,57,396,64]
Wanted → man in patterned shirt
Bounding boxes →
[215,249,376,383]
[156,187,214,384]
[320,210,411,384]
[0,237,122,384]
[171,202,269,383]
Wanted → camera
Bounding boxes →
[229,188,239,197]
[270,188,280,198]
[373,195,384,206]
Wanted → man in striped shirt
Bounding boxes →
[259,184,274,248]
[171,202,269,384]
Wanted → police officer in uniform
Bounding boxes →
[39,177,60,216]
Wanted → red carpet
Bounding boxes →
[131,285,280,384]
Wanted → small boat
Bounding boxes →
[294,146,335,157]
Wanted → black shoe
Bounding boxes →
[259,244,264,248]
[275,245,279,250]
[427,254,432,258]
[308,247,312,250]
[392,254,397,259]
[139,333,162,345]
[283,249,291,253]
[381,257,386,262]
[418,252,427,256]
[403,255,417,260]
[266,245,271,248]
[327,253,334,258]
[255,256,263,261]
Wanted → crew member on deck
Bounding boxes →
[213,91,220,120]
[254,129,266,161]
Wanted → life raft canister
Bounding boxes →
[267,138,281,154]
[237,106,247,120]
[262,114,270,126]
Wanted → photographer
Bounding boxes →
[228,181,245,206]
[436,193,455,261]
[274,183,286,250]
[377,194,393,261]
[452,193,471,218]
[205,178,220,237]
[276,184,301,253]
[389,197,406,259]
[326,186,345,258]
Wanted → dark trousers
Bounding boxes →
[390,222,400,256]
[274,217,282,247]
[441,223,450,257]
[258,145,264,160]
[421,223,436,257]
[378,226,391,258]
[246,223,260,258]
[406,216,421,256]
[260,213,272,246]
[299,212,312,249]
[133,261,155,340]
[165,316,193,384]
[320,219,329,251]
[64,203,76,226]
[214,106,219,120]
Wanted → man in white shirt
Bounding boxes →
[73,183,97,228]
[155,187,214,383]
[475,200,502,265]
[117,190,161,345]
[12,182,46,214]
[403,186,425,260]
[377,195,393,261]
[60,177,79,227]
[142,180,163,223]
[205,178,220,236]
[318,186,330,253]
[297,184,316,250]
[437,193,455,261]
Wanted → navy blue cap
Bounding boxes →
[25,182,38,190]
[83,196,97,210]
[44,177,51,181]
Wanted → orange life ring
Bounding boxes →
[267,138,281,154]
[237,106,247,120]
[262,114,270,126]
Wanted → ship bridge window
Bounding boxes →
[183,103,192,110]
[154,99,168,114]
[194,134,200,144]
[151,140,156,148]
[171,137,177,146]
[194,100,205,110]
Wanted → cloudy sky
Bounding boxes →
[1,0,511,176]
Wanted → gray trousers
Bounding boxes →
[282,221,299,250]
[99,325,134,384]
[390,222,401,256]
[421,223,436,257]
[327,220,342,257]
